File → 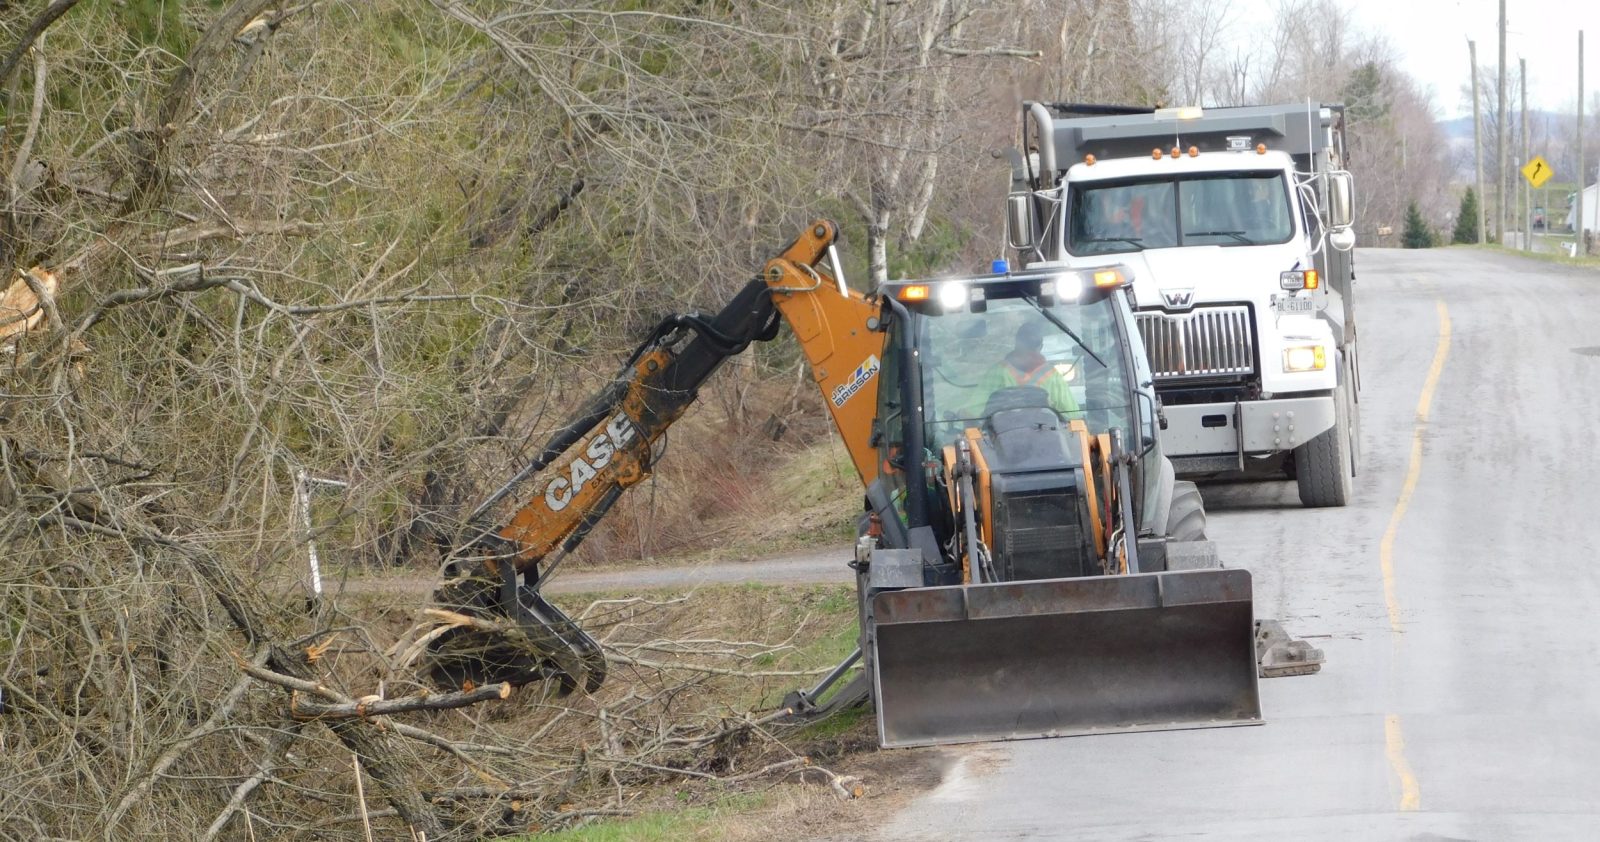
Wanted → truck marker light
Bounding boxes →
[1188,146,1200,157]
[899,284,930,301]
[1256,143,1268,155]
[1092,269,1124,288]
[1085,154,1096,166]
[1152,148,1163,160]
[1170,146,1181,159]
[1303,269,1319,290]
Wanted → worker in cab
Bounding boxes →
[980,321,1079,417]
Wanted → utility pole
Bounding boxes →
[1471,39,1486,244]
[1522,57,1530,251]
[1498,0,1508,243]
[1580,31,1586,254]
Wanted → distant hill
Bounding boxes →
[1435,110,1576,183]
[1438,110,1570,141]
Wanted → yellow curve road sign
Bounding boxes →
[1522,156,1554,189]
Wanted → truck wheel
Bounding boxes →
[1295,385,1352,507]
[1167,480,1208,541]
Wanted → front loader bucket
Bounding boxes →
[871,568,1261,748]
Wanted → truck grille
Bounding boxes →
[1135,305,1255,380]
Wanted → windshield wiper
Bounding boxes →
[1022,294,1107,370]
[1079,236,1146,250]
[1187,230,1256,245]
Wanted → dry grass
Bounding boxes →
[0,4,868,838]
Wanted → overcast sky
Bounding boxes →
[1229,0,1600,119]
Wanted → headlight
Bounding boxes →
[1281,344,1327,372]
[938,282,969,310]
[1279,269,1319,290]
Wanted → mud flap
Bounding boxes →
[871,569,1261,748]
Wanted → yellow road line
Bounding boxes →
[1379,298,1452,634]
[1385,714,1423,811]
[1378,297,1451,813]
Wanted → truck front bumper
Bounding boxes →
[1161,395,1335,473]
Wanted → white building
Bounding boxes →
[1568,183,1599,234]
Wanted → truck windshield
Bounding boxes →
[1068,171,1293,255]
[918,296,1133,449]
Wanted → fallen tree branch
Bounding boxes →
[0,0,81,91]
[43,509,446,838]
[8,37,48,201]
[103,647,272,835]
[290,682,512,721]
[148,218,319,248]
[201,721,306,842]
[421,609,832,679]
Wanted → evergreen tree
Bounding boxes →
[1452,187,1480,244]
[1403,201,1434,248]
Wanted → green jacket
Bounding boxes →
[979,358,1079,416]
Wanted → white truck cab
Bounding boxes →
[1006,103,1359,507]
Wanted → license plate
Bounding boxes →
[1273,294,1314,315]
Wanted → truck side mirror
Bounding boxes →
[1006,194,1035,250]
[1136,390,1160,457]
[1328,172,1354,230]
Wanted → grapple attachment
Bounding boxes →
[426,572,606,695]
[870,568,1261,748]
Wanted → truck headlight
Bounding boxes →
[1279,269,1319,290]
[1281,345,1327,372]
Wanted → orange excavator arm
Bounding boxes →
[428,220,885,694]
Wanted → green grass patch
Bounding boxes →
[792,700,872,741]
[1457,242,1600,270]
[769,439,859,510]
[510,793,768,841]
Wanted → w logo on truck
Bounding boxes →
[1162,289,1195,310]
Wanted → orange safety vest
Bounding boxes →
[1004,361,1055,387]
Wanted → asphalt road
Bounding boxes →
[872,248,1600,840]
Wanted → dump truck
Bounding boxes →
[425,220,1321,749]
[1006,103,1360,506]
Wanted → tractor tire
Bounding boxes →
[1295,383,1353,508]
[1167,480,1208,542]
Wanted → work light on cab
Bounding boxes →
[937,281,969,311]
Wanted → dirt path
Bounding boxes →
[332,544,856,598]
[548,544,856,593]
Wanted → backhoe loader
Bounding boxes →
[426,219,1321,748]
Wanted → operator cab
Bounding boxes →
[872,266,1160,581]
[878,266,1150,455]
